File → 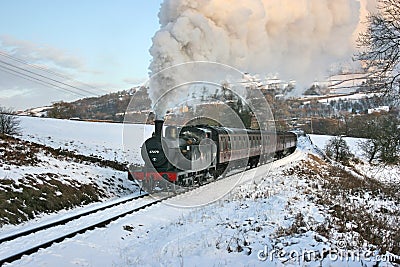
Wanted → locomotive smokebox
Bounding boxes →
[154,119,164,139]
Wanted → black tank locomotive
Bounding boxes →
[129,120,297,190]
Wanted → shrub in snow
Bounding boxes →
[358,114,400,164]
[0,106,21,136]
[324,136,353,165]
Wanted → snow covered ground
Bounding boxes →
[1,117,399,266]
[2,132,399,265]
[0,117,143,231]
[309,134,364,158]
[18,116,153,164]
[315,92,381,104]
[310,134,400,185]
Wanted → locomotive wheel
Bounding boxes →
[198,173,206,186]
[209,169,217,180]
[171,181,177,193]
[143,179,150,193]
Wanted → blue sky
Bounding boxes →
[0,0,163,110]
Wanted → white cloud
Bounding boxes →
[123,77,147,86]
[0,87,32,99]
[0,35,85,70]
[0,35,110,109]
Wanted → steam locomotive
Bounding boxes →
[129,120,297,191]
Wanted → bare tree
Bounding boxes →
[356,0,400,98]
[0,106,21,136]
[358,114,400,164]
[358,139,380,163]
[325,136,353,165]
[375,115,400,164]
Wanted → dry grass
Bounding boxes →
[286,154,400,256]
[274,212,307,238]
[0,136,41,166]
[0,175,104,226]
[0,135,114,226]
[0,135,126,170]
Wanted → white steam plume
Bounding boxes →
[149,0,371,115]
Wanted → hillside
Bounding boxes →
[0,134,138,226]
[3,133,399,266]
[0,116,399,265]
[19,76,397,137]
[25,88,151,122]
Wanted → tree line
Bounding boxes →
[325,113,400,165]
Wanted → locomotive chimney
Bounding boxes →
[154,116,164,139]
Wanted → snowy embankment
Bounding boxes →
[1,117,148,230]
[4,135,399,267]
[310,134,400,185]
[309,134,364,158]
[18,116,153,164]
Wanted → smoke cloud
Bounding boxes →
[149,0,372,114]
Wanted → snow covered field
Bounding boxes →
[310,134,400,185]
[18,116,153,164]
[0,117,144,232]
[309,134,364,157]
[1,117,399,266]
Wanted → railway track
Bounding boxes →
[0,169,237,265]
[0,193,168,265]
[0,150,299,265]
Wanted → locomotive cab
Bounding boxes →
[178,126,216,171]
